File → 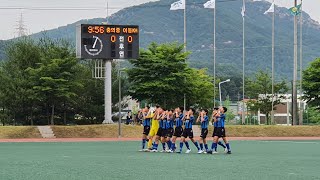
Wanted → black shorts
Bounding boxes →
[166,128,174,138]
[173,127,183,137]
[213,127,226,138]
[156,128,163,137]
[182,128,194,139]
[200,128,208,139]
[161,129,168,137]
[143,126,150,135]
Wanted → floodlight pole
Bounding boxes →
[103,60,113,124]
[292,0,298,125]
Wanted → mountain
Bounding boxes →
[1,0,320,79]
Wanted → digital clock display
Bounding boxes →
[76,24,139,59]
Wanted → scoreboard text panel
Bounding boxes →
[76,24,139,59]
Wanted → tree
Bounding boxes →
[245,70,288,125]
[302,58,320,107]
[127,42,214,108]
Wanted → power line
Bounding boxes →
[0,0,240,11]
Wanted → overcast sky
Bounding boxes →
[0,0,319,40]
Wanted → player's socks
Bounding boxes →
[180,142,183,150]
[162,143,166,150]
[200,143,203,150]
[153,143,158,150]
[147,139,153,148]
[211,142,217,151]
[170,143,176,151]
[226,143,231,151]
[142,139,146,149]
[185,142,190,150]
[204,144,208,151]
[193,142,200,150]
[167,140,172,149]
[218,141,226,148]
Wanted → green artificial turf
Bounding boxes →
[0,140,319,180]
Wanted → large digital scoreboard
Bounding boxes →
[76,24,139,59]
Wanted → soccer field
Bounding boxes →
[0,141,320,180]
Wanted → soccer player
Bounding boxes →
[139,106,151,151]
[210,106,232,154]
[147,105,160,150]
[197,109,209,154]
[160,109,169,152]
[179,108,201,153]
[164,109,174,152]
[168,107,184,153]
[211,108,227,152]
[151,107,165,152]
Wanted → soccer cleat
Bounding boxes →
[203,151,207,154]
[138,149,143,152]
[151,149,158,152]
[212,151,218,154]
[167,149,173,153]
[185,149,191,154]
[197,150,204,154]
[224,148,228,153]
[206,150,213,154]
[227,151,232,154]
[159,150,164,153]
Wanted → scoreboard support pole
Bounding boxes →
[103,60,114,124]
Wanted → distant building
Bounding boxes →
[238,94,307,125]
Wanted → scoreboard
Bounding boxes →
[76,24,139,59]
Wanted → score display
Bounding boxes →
[76,24,139,59]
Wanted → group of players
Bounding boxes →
[139,105,231,154]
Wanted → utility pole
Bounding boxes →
[299,0,303,125]
[292,0,298,125]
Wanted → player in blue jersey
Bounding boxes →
[164,109,174,152]
[168,106,184,153]
[209,106,231,154]
[179,108,201,153]
[197,109,209,154]
[139,106,151,151]
[159,109,169,152]
[211,108,227,152]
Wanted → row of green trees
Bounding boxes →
[0,38,319,125]
[0,38,129,125]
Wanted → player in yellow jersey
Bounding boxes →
[147,105,160,150]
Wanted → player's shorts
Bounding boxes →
[173,126,183,137]
[200,128,208,139]
[148,127,158,137]
[156,128,163,137]
[212,127,226,138]
[166,128,174,138]
[143,126,150,135]
[161,128,168,137]
[182,128,194,139]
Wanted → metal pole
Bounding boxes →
[118,70,121,137]
[219,82,222,106]
[103,60,113,124]
[299,0,303,125]
[271,0,275,125]
[242,0,246,125]
[292,0,298,125]
[213,3,216,107]
[183,0,187,111]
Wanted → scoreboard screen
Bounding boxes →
[76,24,139,59]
